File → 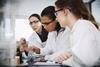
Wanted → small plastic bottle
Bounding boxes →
[16,46,23,64]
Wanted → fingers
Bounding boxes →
[32,47,40,54]
[28,46,33,51]
[20,46,24,52]
[56,54,68,63]
[55,52,72,63]
[19,38,26,44]
[28,46,40,54]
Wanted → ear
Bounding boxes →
[63,9,69,16]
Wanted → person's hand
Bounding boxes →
[19,38,26,45]
[32,46,40,54]
[28,45,40,54]
[19,38,28,52]
[54,52,72,63]
[20,43,28,52]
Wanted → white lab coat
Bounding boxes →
[28,32,46,48]
[40,28,70,61]
[63,19,100,67]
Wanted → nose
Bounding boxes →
[56,17,58,21]
[31,24,36,29]
[31,23,36,27]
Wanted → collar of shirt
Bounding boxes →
[57,27,65,36]
[71,19,82,33]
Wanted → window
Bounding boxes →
[15,19,33,41]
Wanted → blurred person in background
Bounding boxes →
[19,14,48,51]
[28,14,48,48]
[18,14,48,64]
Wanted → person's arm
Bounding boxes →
[19,38,28,52]
[27,33,42,54]
[31,45,40,54]
[20,43,28,52]
[20,43,41,54]
[54,21,100,66]
[71,21,100,66]
[40,32,54,56]
[29,32,54,55]
[51,52,72,63]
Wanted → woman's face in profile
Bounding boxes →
[29,16,42,32]
[55,6,67,27]
[41,16,56,32]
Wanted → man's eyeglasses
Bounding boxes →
[55,9,63,16]
[42,20,53,26]
[29,20,39,25]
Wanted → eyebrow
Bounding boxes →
[42,21,53,25]
[42,23,50,24]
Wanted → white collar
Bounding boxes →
[71,19,83,33]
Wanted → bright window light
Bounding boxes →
[15,19,33,41]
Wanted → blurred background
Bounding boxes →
[0,0,100,66]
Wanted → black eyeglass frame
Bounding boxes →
[55,9,63,16]
[29,20,40,25]
[42,20,54,26]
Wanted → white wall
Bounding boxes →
[2,0,100,41]
[16,0,57,18]
[92,0,100,23]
